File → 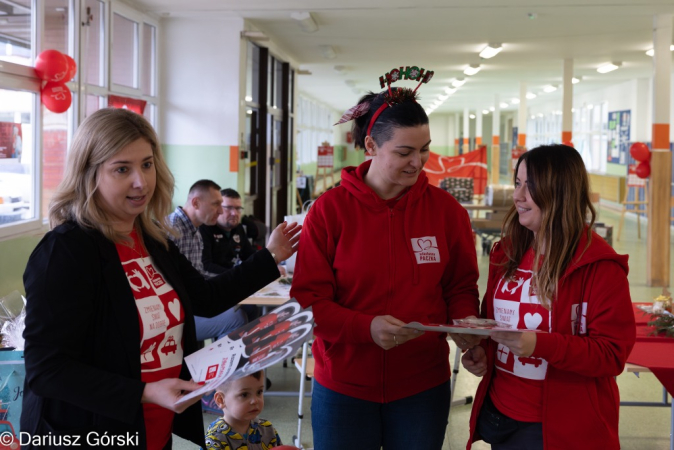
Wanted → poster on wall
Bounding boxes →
[0,122,22,162]
[317,143,334,168]
[607,110,630,164]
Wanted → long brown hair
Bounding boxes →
[500,144,595,308]
[49,108,175,247]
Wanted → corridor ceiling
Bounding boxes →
[129,0,674,114]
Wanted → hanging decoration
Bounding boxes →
[629,142,650,162]
[34,50,77,113]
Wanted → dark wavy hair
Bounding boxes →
[351,88,428,149]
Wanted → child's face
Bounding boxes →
[215,375,265,423]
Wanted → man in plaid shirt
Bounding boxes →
[167,179,248,340]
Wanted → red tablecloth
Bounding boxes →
[626,304,674,396]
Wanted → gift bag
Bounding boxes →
[0,350,24,442]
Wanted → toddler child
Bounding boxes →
[205,370,283,449]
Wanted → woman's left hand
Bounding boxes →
[490,330,537,357]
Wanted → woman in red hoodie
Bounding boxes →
[462,144,635,450]
[291,79,481,450]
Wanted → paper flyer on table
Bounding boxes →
[177,298,313,405]
[403,322,544,336]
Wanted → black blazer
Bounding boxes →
[21,221,279,448]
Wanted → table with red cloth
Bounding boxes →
[627,303,674,396]
[624,303,673,450]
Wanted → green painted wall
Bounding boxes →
[0,233,42,296]
[606,162,626,177]
[163,144,237,208]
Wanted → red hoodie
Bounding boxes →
[291,160,480,402]
[467,231,635,450]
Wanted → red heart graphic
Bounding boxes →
[417,239,432,250]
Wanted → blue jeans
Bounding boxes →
[194,307,247,341]
[311,380,451,450]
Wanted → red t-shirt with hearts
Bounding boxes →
[488,248,550,422]
[116,230,184,450]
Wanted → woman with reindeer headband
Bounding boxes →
[291,66,481,449]
[461,145,635,449]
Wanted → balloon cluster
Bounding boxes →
[629,142,651,179]
[34,50,76,113]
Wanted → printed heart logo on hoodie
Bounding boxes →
[418,239,432,250]
[524,312,542,330]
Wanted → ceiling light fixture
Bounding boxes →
[572,76,581,84]
[511,98,520,104]
[469,114,476,119]
[320,45,337,59]
[597,62,622,74]
[333,65,346,74]
[482,109,490,114]
[543,85,558,93]
[526,92,537,99]
[463,64,481,76]
[645,45,674,56]
[444,86,457,95]
[500,102,509,108]
[291,12,318,33]
[479,43,502,59]
[489,106,495,112]
[452,77,466,87]
[439,94,449,101]
[240,31,269,41]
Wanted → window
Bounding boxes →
[83,0,105,87]
[296,95,334,165]
[0,87,39,238]
[111,12,138,89]
[0,0,31,66]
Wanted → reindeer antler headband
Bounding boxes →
[334,65,435,137]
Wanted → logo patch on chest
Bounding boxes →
[411,236,441,264]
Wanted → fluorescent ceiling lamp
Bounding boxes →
[291,11,318,32]
[482,109,490,114]
[526,92,537,99]
[479,43,502,59]
[587,104,594,110]
[543,85,557,93]
[499,102,509,108]
[572,77,581,84]
[597,62,621,74]
[439,94,449,101]
[463,64,481,76]
[452,77,466,87]
[469,114,476,119]
[531,115,536,119]
[511,98,520,104]
[444,86,457,95]
[320,45,337,59]
[538,113,544,117]
[244,95,252,102]
[645,45,674,56]
[489,106,495,111]
[240,30,269,41]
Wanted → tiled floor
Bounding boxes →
[175,204,673,449]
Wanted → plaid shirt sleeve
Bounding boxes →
[167,208,219,279]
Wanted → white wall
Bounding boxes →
[159,15,244,146]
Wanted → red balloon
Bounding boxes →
[635,161,651,179]
[34,49,68,82]
[41,82,72,113]
[562,141,574,148]
[630,142,650,162]
[63,54,77,82]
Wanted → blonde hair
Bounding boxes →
[49,108,175,247]
[500,144,595,308]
